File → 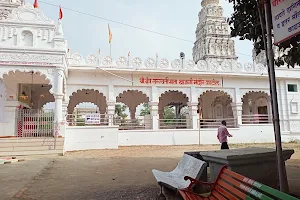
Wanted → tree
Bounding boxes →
[140,103,150,116]
[164,106,176,120]
[115,104,128,119]
[228,0,300,67]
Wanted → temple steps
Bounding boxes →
[0,137,64,156]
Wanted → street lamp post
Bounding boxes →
[180,52,185,69]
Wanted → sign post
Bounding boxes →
[271,0,300,44]
[266,0,289,192]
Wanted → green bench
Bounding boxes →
[178,166,299,200]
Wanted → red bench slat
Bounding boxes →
[219,174,247,198]
[215,184,239,200]
[224,169,246,182]
[217,179,246,199]
[178,166,299,200]
[211,190,227,200]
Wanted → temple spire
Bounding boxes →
[193,0,237,63]
[0,0,24,20]
[201,0,219,7]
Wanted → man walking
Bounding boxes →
[217,120,232,150]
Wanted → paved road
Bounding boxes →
[1,144,300,200]
[0,155,57,200]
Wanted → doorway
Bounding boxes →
[258,106,268,123]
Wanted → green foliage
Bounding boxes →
[228,0,300,67]
[76,118,86,126]
[163,106,176,123]
[115,104,128,119]
[140,103,150,116]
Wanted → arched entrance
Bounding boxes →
[242,91,271,124]
[116,90,149,119]
[116,90,149,130]
[158,90,190,129]
[68,89,107,114]
[199,90,234,128]
[68,89,107,126]
[2,71,54,137]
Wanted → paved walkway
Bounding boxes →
[287,160,300,197]
[0,145,299,200]
[0,155,58,200]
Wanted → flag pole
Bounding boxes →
[127,51,130,66]
[98,49,101,65]
[156,53,158,68]
[110,43,112,57]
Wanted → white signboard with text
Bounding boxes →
[85,114,101,125]
[271,0,300,44]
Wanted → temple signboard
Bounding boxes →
[271,0,300,44]
[139,77,220,86]
[85,114,101,125]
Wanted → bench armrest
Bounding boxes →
[184,176,214,190]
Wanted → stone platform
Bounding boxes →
[199,147,294,189]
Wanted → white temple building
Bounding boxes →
[0,0,300,153]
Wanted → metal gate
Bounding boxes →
[16,109,54,137]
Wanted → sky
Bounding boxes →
[36,0,253,63]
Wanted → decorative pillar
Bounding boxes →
[231,102,243,127]
[231,88,243,127]
[62,102,69,122]
[150,86,159,130]
[188,87,200,129]
[54,66,64,137]
[149,101,159,130]
[129,107,136,120]
[107,101,115,126]
[188,102,199,129]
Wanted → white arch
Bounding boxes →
[199,90,233,102]
[114,87,151,100]
[66,85,108,102]
[1,69,54,95]
[116,90,149,119]
[241,91,271,117]
[157,88,191,101]
[68,89,107,114]
[240,90,270,100]
[199,90,234,119]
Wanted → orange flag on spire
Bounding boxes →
[59,6,63,20]
[33,0,38,8]
[108,24,112,43]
